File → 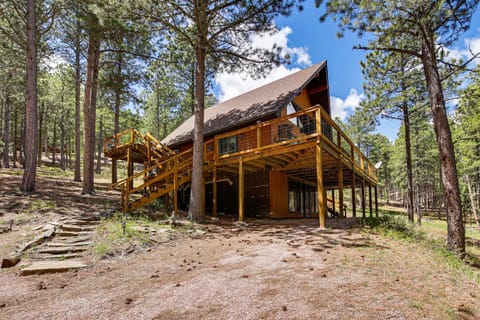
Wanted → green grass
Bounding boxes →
[92,212,171,258]
[364,208,480,283]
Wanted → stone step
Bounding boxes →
[31,253,84,260]
[55,231,92,237]
[55,235,92,243]
[35,246,89,254]
[58,224,96,232]
[19,260,87,276]
[45,241,93,247]
[60,219,99,226]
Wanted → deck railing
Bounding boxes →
[213,105,377,181]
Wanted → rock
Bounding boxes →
[19,260,87,276]
[1,257,21,268]
[189,229,206,239]
[130,226,151,233]
[233,221,248,227]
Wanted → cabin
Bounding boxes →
[104,62,378,228]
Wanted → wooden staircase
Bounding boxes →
[104,129,202,213]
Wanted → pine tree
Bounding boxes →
[133,0,298,221]
[316,0,479,255]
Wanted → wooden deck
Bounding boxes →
[104,105,377,227]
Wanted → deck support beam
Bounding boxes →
[213,166,217,217]
[238,158,244,221]
[316,109,326,228]
[361,179,366,218]
[369,183,373,217]
[352,172,356,218]
[338,160,344,218]
[331,189,335,217]
[374,185,378,217]
[173,170,178,214]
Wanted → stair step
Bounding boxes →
[31,253,84,260]
[46,241,93,247]
[35,246,89,254]
[55,235,92,243]
[56,231,92,237]
[19,260,87,275]
[59,224,96,232]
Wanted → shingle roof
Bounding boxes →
[162,61,326,147]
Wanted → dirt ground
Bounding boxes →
[1,169,479,320]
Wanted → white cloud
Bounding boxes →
[215,26,311,102]
[446,37,480,65]
[330,88,365,120]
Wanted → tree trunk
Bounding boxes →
[37,101,44,165]
[74,13,82,182]
[60,113,66,170]
[21,0,38,193]
[188,12,206,221]
[402,100,414,223]
[82,17,101,194]
[420,27,464,255]
[3,96,10,168]
[52,118,57,165]
[465,175,480,228]
[96,115,103,174]
[13,104,18,167]
[156,84,161,138]
[112,54,122,184]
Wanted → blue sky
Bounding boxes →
[214,2,480,141]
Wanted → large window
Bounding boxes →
[219,136,238,155]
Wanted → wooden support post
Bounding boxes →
[112,160,117,184]
[338,161,344,218]
[374,185,378,217]
[369,183,373,217]
[361,179,365,218]
[238,158,244,221]
[331,189,335,217]
[352,172,356,218]
[213,166,217,217]
[351,144,356,218]
[173,170,178,214]
[256,125,262,148]
[316,109,326,228]
[125,148,134,213]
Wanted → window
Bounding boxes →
[219,136,238,155]
[287,103,299,126]
[288,179,302,213]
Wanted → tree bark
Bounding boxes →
[60,112,66,170]
[37,101,44,165]
[82,17,101,194]
[21,0,38,193]
[52,118,57,165]
[420,26,464,255]
[402,98,414,223]
[12,103,18,167]
[112,53,122,184]
[188,6,207,221]
[74,12,82,182]
[3,96,10,168]
[96,115,103,174]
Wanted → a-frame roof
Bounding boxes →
[162,61,327,147]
